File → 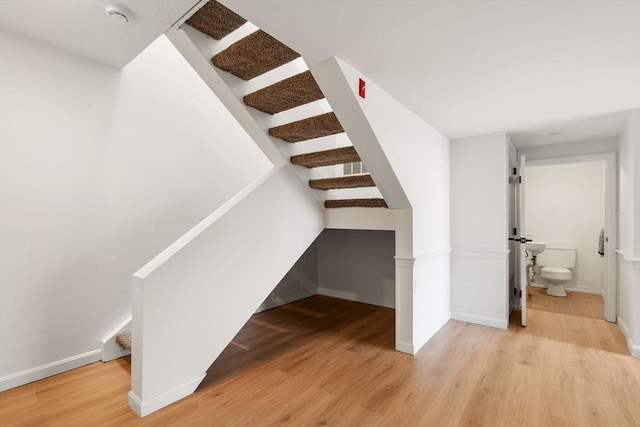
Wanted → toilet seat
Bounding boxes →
[541,266,571,280]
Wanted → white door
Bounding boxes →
[517,155,527,326]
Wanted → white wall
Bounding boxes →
[617,109,640,357]
[130,164,323,415]
[312,57,451,355]
[0,31,272,389]
[618,111,640,256]
[317,230,395,308]
[525,162,605,293]
[258,238,319,312]
[450,132,510,329]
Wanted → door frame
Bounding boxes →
[525,152,617,322]
[517,155,527,326]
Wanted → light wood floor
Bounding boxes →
[528,287,605,319]
[1,295,638,426]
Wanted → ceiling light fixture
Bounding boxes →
[106,5,131,24]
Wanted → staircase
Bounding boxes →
[183,0,387,209]
[128,1,397,417]
[116,332,131,351]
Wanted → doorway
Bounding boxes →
[524,153,617,322]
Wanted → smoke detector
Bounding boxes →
[106,5,131,24]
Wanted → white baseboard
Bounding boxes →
[101,316,131,362]
[563,286,604,295]
[529,282,603,295]
[617,317,640,358]
[413,311,451,355]
[256,289,318,313]
[396,340,414,355]
[529,282,547,288]
[128,373,206,417]
[451,311,508,330]
[0,349,102,392]
[318,287,394,309]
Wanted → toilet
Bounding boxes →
[538,247,576,297]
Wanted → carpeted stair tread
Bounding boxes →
[244,71,324,115]
[116,332,131,350]
[269,112,344,143]
[213,30,301,80]
[186,1,246,41]
[290,146,360,168]
[325,198,388,209]
[310,174,375,190]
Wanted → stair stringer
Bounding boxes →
[101,316,131,362]
[166,26,286,167]
[129,164,324,417]
[310,57,451,355]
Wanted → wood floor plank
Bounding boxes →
[0,295,638,426]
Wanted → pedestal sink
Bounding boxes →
[525,242,546,255]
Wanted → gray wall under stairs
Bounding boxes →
[262,230,396,310]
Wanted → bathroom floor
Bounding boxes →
[527,287,604,319]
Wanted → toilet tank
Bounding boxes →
[537,247,576,268]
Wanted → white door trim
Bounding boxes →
[517,155,527,326]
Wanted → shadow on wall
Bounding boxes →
[258,238,319,312]
[316,229,396,309]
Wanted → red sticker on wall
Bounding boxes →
[358,78,366,98]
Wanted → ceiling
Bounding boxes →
[223,0,640,146]
[0,0,638,146]
[0,0,198,69]
[510,110,630,148]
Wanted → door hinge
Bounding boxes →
[518,176,522,183]
[519,290,522,298]
[513,287,517,296]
